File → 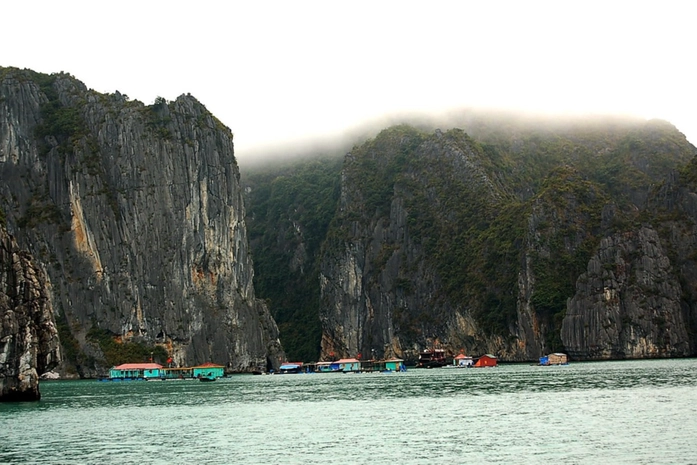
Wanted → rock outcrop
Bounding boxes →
[309,120,697,362]
[241,112,697,364]
[1,227,60,401]
[319,127,513,362]
[561,227,690,358]
[0,68,283,375]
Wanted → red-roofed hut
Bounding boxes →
[336,358,361,372]
[474,354,498,368]
[109,363,163,380]
[192,363,225,380]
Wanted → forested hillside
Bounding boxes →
[243,114,697,362]
[243,156,342,361]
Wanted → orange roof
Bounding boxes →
[455,354,472,359]
[336,358,360,363]
[113,363,162,370]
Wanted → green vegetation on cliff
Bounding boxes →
[243,155,343,361]
[87,328,169,367]
[244,115,696,359]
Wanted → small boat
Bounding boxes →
[539,353,569,366]
[278,363,305,374]
[198,375,216,382]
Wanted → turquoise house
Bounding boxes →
[192,363,225,379]
[337,358,361,372]
[384,359,406,372]
[109,363,162,380]
[316,362,341,373]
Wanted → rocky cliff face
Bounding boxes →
[319,127,516,362]
[560,157,697,359]
[561,227,691,358]
[0,68,283,375]
[1,227,60,401]
[314,120,697,362]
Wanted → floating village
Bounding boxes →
[104,362,226,382]
[103,350,568,381]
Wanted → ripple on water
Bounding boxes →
[2,359,697,464]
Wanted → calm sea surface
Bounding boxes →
[2,359,697,464]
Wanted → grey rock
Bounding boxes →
[1,227,60,401]
[0,68,283,375]
[561,227,690,359]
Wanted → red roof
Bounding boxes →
[113,363,162,370]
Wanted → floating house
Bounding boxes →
[315,361,341,373]
[160,367,194,379]
[337,358,361,372]
[540,353,568,366]
[474,354,498,367]
[279,362,305,374]
[192,362,225,379]
[107,362,225,380]
[453,354,474,367]
[109,363,163,380]
[381,359,406,372]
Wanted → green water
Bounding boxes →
[2,359,697,464]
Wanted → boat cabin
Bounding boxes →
[417,349,450,368]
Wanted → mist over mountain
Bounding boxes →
[3,66,697,382]
[243,113,697,362]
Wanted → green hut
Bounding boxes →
[384,359,406,372]
[109,363,162,380]
[192,363,225,380]
[337,358,361,372]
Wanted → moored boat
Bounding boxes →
[278,363,305,374]
[416,349,451,368]
[539,353,569,366]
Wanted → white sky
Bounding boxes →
[4,1,696,163]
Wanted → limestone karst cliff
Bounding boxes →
[561,227,690,359]
[0,226,60,401]
[244,117,697,362]
[0,67,283,375]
